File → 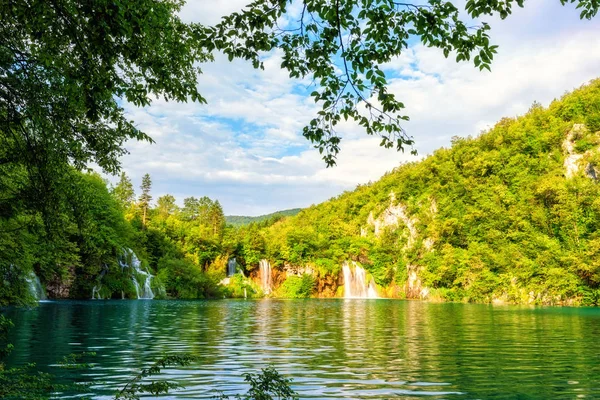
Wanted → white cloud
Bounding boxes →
[113,0,600,215]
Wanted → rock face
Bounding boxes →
[283,263,314,277]
[315,274,339,298]
[563,124,586,178]
[563,123,600,180]
[364,192,435,299]
[46,266,75,299]
[367,193,417,246]
[406,265,428,299]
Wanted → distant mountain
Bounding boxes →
[226,208,302,227]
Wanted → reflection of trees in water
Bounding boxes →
[5,300,600,399]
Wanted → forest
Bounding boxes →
[2,80,600,306]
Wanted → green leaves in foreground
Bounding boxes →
[207,0,598,165]
[215,366,299,400]
[115,354,196,400]
[115,354,298,400]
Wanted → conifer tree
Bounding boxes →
[112,172,135,210]
[139,174,152,228]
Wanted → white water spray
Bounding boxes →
[124,249,154,299]
[227,258,237,276]
[26,270,47,301]
[259,259,272,294]
[342,261,378,299]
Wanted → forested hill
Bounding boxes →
[236,79,600,305]
[2,80,600,306]
[225,209,302,227]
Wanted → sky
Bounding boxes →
[113,0,600,216]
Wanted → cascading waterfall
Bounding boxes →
[342,261,378,299]
[259,259,272,294]
[124,249,154,299]
[92,248,155,300]
[92,264,109,300]
[227,258,237,276]
[26,270,47,301]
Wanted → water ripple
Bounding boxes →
[5,299,600,399]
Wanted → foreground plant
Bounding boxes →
[116,354,298,400]
[216,366,299,400]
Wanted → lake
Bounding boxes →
[4,299,600,399]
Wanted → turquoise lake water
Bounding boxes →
[4,299,600,399]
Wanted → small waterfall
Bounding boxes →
[91,249,155,300]
[227,258,237,276]
[26,270,47,301]
[259,259,272,294]
[342,261,378,299]
[118,248,154,299]
[127,250,154,299]
[91,264,109,300]
[92,285,102,300]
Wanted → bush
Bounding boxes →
[275,275,315,298]
[586,114,600,133]
[157,258,221,299]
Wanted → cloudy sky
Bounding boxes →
[114,0,600,216]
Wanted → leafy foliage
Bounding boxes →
[207,0,597,165]
[115,354,196,400]
[216,366,299,400]
[275,275,316,298]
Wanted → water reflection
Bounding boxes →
[5,300,600,399]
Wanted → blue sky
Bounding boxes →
[112,0,600,216]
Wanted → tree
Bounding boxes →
[157,194,178,220]
[207,0,599,165]
[139,174,152,228]
[209,200,226,238]
[112,172,135,210]
[182,197,199,221]
[0,0,211,236]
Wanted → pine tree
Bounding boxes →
[139,174,152,228]
[111,172,135,210]
[210,200,225,238]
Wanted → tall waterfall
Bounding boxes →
[342,261,378,299]
[26,270,47,301]
[227,258,237,276]
[259,259,272,294]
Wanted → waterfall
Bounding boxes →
[259,259,272,294]
[26,270,47,301]
[92,285,102,300]
[90,248,155,299]
[126,250,154,299]
[342,261,378,299]
[227,257,237,276]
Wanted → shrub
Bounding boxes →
[275,275,315,298]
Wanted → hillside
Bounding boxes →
[233,79,600,305]
[6,81,600,307]
[225,208,302,227]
